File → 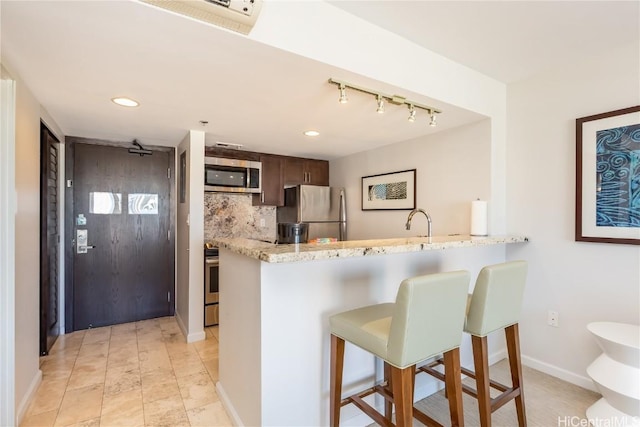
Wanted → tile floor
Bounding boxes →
[20,316,231,427]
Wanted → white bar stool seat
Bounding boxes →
[329,270,471,427]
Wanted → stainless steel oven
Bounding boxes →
[204,245,219,326]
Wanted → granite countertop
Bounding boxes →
[211,235,529,264]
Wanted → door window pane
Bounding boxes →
[128,193,158,215]
[89,192,122,214]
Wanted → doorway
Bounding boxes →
[40,123,61,355]
[66,139,175,331]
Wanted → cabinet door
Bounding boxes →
[283,158,329,186]
[305,160,329,186]
[253,154,284,206]
[283,157,305,185]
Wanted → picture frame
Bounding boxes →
[575,106,640,245]
[362,169,416,210]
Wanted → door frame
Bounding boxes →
[64,137,176,332]
[40,122,61,354]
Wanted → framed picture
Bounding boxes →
[576,106,640,245]
[362,169,416,210]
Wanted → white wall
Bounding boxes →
[8,61,44,423]
[331,120,492,239]
[250,1,508,235]
[0,67,17,427]
[176,130,206,343]
[506,40,640,389]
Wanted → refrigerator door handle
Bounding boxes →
[339,188,347,241]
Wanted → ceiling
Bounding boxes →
[2,1,638,160]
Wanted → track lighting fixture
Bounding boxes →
[338,84,348,104]
[408,105,416,122]
[328,78,441,126]
[376,95,385,114]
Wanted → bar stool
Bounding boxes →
[329,270,470,427]
[419,260,528,427]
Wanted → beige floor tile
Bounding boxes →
[110,322,137,335]
[40,357,76,381]
[66,360,107,391]
[29,318,236,427]
[104,365,141,396]
[171,354,207,378]
[141,369,181,404]
[139,349,172,373]
[82,327,112,344]
[76,341,110,360]
[208,326,219,341]
[106,346,139,370]
[186,401,232,427]
[143,396,190,427]
[176,371,219,410]
[20,409,57,427]
[202,357,219,382]
[100,388,144,426]
[49,332,85,355]
[54,383,103,426]
[25,378,68,416]
[109,334,138,349]
[64,417,100,427]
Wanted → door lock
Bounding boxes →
[76,229,96,254]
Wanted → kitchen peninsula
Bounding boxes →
[212,235,528,426]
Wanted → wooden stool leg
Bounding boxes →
[443,348,464,427]
[390,365,414,427]
[506,324,527,427]
[330,334,345,427]
[384,362,393,421]
[472,335,492,427]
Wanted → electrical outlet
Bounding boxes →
[260,218,266,228]
[547,310,559,327]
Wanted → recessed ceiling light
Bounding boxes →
[111,97,139,107]
[304,130,320,137]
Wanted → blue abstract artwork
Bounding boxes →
[595,124,640,227]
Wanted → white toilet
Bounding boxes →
[586,322,640,427]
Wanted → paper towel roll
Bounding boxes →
[470,200,488,236]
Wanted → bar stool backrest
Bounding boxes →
[387,270,470,369]
[465,260,528,337]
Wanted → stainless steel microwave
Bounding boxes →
[204,157,261,193]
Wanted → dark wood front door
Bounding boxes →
[73,143,173,330]
[40,123,60,355]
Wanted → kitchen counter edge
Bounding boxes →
[211,235,529,264]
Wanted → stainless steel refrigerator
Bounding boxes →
[277,185,347,241]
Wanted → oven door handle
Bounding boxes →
[206,258,219,266]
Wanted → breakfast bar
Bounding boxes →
[212,235,528,426]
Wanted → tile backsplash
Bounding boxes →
[204,193,276,242]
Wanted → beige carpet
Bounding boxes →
[406,359,600,427]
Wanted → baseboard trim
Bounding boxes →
[174,312,206,343]
[187,330,206,343]
[216,381,243,427]
[521,354,597,392]
[15,369,42,426]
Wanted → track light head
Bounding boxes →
[338,84,348,104]
[376,95,385,114]
[408,105,416,122]
[429,112,437,127]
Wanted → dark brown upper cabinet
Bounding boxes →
[283,157,329,186]
[252,154,284,206]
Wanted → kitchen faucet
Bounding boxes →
[405,208,432,238]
